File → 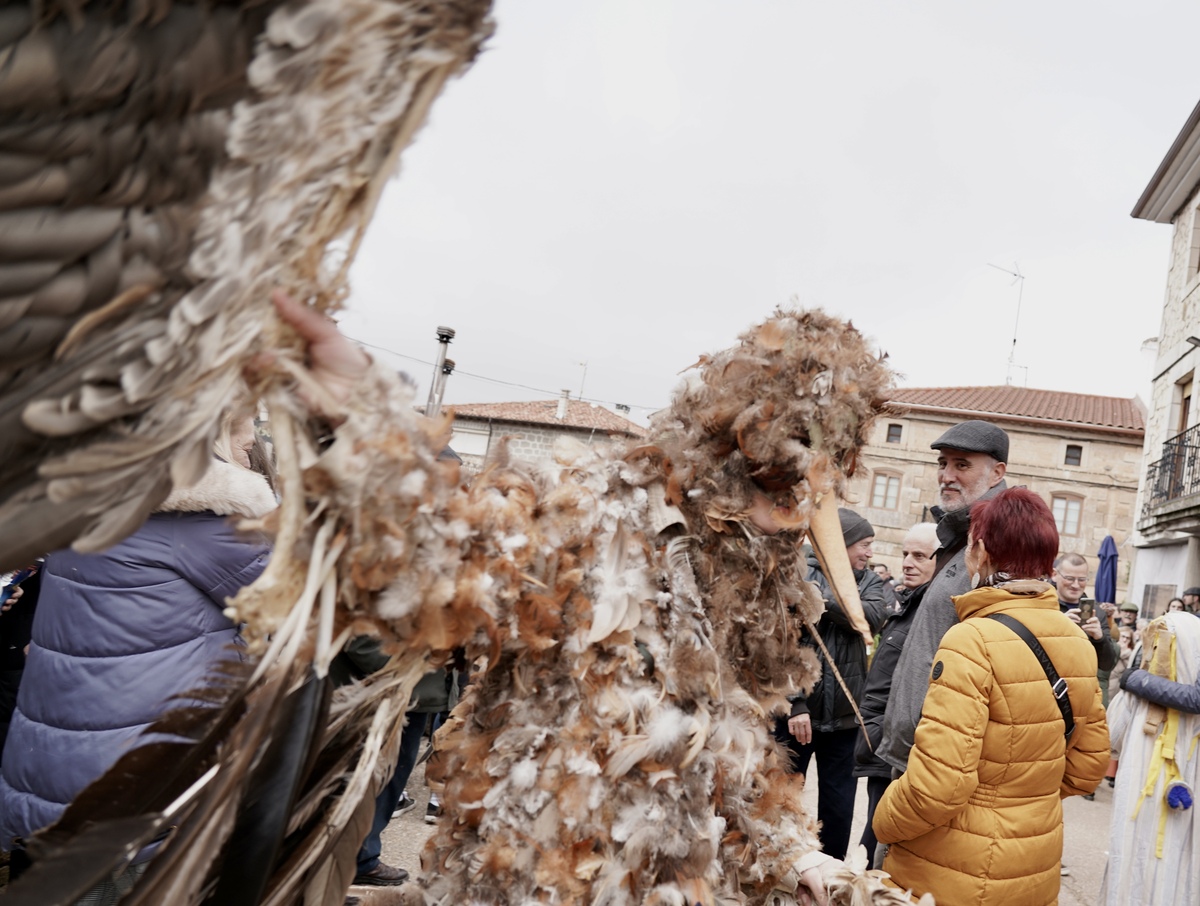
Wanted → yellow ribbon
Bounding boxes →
[1132,633,1182,858]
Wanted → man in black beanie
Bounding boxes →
[773,507,888,859]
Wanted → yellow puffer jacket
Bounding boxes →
[872,581,1109,906]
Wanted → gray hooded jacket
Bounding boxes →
[875,480,1006,772]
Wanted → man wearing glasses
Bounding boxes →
[1051,553,1116,814]
[1053,553,1117,675]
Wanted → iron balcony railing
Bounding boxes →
[1143,423,1200,515]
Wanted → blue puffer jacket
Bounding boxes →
[1120,667,1200,712]
[0,460,274,850]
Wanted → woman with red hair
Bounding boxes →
[872,488,1109,906]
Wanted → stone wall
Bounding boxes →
[846,412,1142,601]
[1141,181,1200,496]
[452,419,625,470]
[1129,183,1200,604]
[493,423,600,461]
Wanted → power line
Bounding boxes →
[348,336,663,414]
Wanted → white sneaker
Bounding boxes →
[1060,864,1070,877]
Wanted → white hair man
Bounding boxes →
[875,420,1009,772]
[854,520,941,865]
[900,523,940,591]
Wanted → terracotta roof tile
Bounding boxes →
[887,386,1145,433]
[448,399,646,437]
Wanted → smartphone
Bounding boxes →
[0,566,34,607]
[1077,601,1095,623]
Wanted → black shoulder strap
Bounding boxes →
[986,613,1075,741]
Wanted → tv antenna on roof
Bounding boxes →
[986,262,1027,387]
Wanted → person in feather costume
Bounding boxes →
[404,309,929,906]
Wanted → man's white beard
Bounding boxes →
[940,475,992,513]
[940,488,966,512]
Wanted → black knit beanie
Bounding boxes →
[838,508,874,547]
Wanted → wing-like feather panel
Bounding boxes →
[0,0,490,568]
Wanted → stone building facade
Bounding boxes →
[1130,97,1200,614]
[445,394,644,472]
[845,386,1144,602]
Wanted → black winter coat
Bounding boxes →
[790,556,888,733]
[854,581,929,778]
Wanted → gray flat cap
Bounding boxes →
[930,420,1009,463]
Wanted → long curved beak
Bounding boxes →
[807,494,873,647]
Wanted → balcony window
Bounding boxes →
[871,473,900,509]
[1142,422,1200,516]
[1052,495,1082,536]
[886,424,903,444]
[1064,444,1082,466]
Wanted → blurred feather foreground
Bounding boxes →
[0,0,491,568]
[0,0,493,903]
[0,4,931,906]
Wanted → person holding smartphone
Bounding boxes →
[1053,553,1117,676]
[1050,554,1118,815]
[1053,558,1118,804]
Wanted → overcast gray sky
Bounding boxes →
[344,0,1198,424]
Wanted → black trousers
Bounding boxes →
[772,718,859,860]
[858,774,891,862]
[356,711,425,873]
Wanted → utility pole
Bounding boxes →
[426,326,455,417]
[432,358,455,415]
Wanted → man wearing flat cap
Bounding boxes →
[1183,587,1200,614]
[775,508,888,859]
[875,420,1009,773]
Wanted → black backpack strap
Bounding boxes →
[986,613,1075,741]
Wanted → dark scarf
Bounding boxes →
[928,479,1008,576]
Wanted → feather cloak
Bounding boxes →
[403,310,900,906]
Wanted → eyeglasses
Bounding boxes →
[1057,575,1087,586]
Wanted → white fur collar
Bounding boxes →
[158,459,277,519]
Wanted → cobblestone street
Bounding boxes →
[349,759,1115,904]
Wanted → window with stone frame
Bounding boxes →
[886,423,903,444]
[1064,444,1082,466]
[871,472,901,509]
[1051,494,1083,536]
